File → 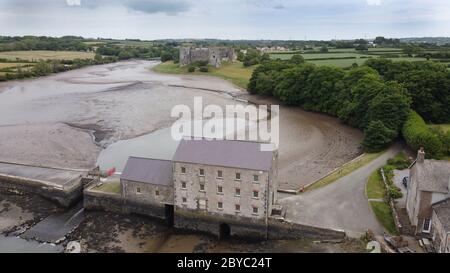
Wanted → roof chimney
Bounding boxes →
[417,147,425,163]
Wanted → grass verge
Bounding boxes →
[366,169,385,199]
[94,182,121,194]
[306,151,383,191]
[369,201,399,235]
[152,61,255,89]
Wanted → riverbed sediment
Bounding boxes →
[0,60,362,189]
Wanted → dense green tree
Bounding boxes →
[274,64,315,105]
[289,54,305,64]
[402,45,423,56]
[243,49,261,67]
[442,132,450,155]
[338,73,385,128]
[394,62,450,123]
[160,51,173,62]
[364,82,412,133]
[260,53,271,63]
[355,44,368,51]
[320,46,329,53]
[364,58,394,78]
[303,66,345,115]
[247,58,449,154]
[362,120,396,152]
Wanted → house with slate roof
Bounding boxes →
[119,138,278,239]
[431,199,450,252]
[406,148,450,240]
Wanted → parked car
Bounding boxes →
[402,176,409,188]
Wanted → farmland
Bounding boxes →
[0,50,95,61]
[0,50,97,81]
[0,62,33,69]
[269,47,429,68]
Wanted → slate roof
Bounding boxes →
[433,199,450,230]
[414,160,450,193]
[173,139,274,171]
[121,157,173,186]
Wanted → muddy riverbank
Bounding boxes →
[67,211,365,253]
[0,192,366,253]
[0,60,362,190]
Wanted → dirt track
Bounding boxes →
[0,60,362,190]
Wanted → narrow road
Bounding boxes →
[278,143,402,237]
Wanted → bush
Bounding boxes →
[188,66,195,72]
[388,187,403,199]
[194,60,209,67]
[386,152,410,170]
[199,66,209,72]
[402,111,443,158]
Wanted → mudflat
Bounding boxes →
[0,60,362,190]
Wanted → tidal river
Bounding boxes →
[0,60,362,190]
[0,60,363,252]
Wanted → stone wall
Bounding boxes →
[174,208,268,239]
[268,218,346,241]
[431,210,450,253]
[84,187,346,240]
[0,175,84,207]
[122,179,173,206]
[173,162,270,220]
[173,208,346,240]
[83,189,124,213]
[84,189,168,220]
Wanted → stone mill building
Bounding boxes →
[118,138,278,239]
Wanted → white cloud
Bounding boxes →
[66,0,81,6]
[366,0,381,5]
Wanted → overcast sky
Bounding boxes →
[1,0,449,40]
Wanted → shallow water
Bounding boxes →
[0,235,62,253]
[96,118,259,171]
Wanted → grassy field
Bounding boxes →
[369,201,398,235]
[271,52,373,60]
[0,50,95,61]
[269,47,427,68]
[94,182,121,194]
[430,124,450,133]
[308,58,370,68]
[153,61,255,89]
[0,62,33,69]
[366,169,385,199]
[306,151,383,191]
[392,57,427,62]
[326,47,402,53]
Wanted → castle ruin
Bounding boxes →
[179,47,236,68]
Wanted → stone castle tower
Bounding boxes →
[179,47,236,68]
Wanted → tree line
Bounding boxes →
[0,36,90,52]
[96,44,178,62]
[248,56,450,156]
